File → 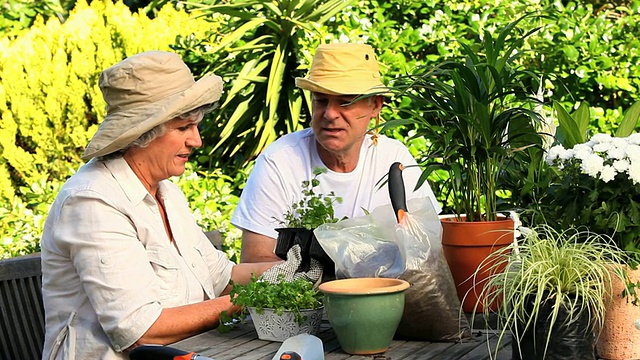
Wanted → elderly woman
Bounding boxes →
[40,51,279,360]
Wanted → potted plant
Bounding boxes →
[544,127,640,359]
[388,15,545,311]
[219,274,324,342]
[475,225,631,360]
[274,167,343,277]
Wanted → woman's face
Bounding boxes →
[131,116,203,184]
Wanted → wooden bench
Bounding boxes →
[0,252,45,360]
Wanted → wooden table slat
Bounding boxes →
[171,319,513,360]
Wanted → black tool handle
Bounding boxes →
[388,162,408,222]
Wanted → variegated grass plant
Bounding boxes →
[472,225,631,359]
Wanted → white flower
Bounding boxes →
[590,133,613,144]
[613,159,630,172]
[573,143,593,160]
[580,153,604,177]
[627,145,640,162]
[545,145,565,164]
[599,165,617,182]
[629,162,640,185]
[559,148,575,161]
[611,137,629,150]
[607,147,627,160]
[551,134,640,186]
[593,142,613,153]
[628,133,640,145]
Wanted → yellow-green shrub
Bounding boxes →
[0,0,214,201]
[0,0,218,258]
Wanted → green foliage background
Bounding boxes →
[0,0,217,258]
[1,0,639,259]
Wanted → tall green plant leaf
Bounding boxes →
[553,100,585,148]
[615,100,640,137]
[387,14,545,221]
[181,0,354,170]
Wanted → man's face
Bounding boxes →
[311,93,382,157]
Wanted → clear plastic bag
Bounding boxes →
[315,197,471,342]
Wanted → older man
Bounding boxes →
[232,43,441,264]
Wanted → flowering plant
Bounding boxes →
[544,133,640,263]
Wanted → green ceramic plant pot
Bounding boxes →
[318,277,410,355]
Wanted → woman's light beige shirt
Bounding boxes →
[40,157,234,360]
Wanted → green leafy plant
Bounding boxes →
[279,167,343,229]
[543,133,640,265]
[554,100,640,148]
[178,0,353,170]
[387,15,545,221]
[475,225,632,359]
[218,273,323,333]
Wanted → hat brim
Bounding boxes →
[295,77,389,96]
[82,74,223,160]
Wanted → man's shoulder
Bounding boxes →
[262,128,315,157]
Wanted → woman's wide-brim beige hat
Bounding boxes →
[82,51,223,160]
[295,43,387,96]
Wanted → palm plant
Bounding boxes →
[179,0,353,169]
[475,225,631,359]
[387,15,545,221]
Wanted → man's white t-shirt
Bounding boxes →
[232,128,441,239]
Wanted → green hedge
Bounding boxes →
[0,0,213,200]
[0,0,217,259]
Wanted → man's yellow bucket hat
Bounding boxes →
[295,43,387,96]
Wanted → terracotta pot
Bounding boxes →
[597,266,640,360]
[319,278,409,355]
[440,216,514,312]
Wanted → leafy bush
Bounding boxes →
[0,0,75,38]
[0,176,62,259]
[0,0,213,202]
[176,0,351,171]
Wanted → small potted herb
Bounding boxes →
[274,167,343,274]
[219,274,324,342]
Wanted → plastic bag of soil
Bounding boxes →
[315,196,471,342]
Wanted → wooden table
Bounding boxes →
[171,318,514,360]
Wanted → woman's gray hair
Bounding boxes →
[97,103,217,161]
